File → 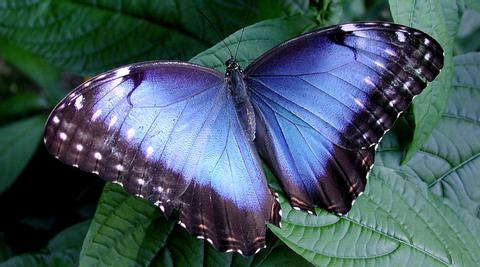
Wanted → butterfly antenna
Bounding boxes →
[234,1,254,60]
[234,25,247,60]
[198,9,233,58]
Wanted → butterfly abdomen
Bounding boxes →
[227,66,256,142]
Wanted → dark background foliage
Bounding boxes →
[0,0,479,266]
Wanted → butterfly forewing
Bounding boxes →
[44,61,280,256]
[246,22,444,214]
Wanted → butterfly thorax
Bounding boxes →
[225,58,256,142]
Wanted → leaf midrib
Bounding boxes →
[427,152,480,188]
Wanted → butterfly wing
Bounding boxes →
[246,22,444,214]
[44,61,280,255]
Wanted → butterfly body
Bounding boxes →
[226,58,257,142]
[44,22,444,256]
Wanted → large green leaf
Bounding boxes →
[389,0,464,162]
[0,92,48,123]
[0,220,90,267]
[376,52,480,218]
[0,40,63,104]
[0,115,46,194]
[0,0,309,76]
[270,171,480,266]
[150,226,313,267]
[79,183,175,267]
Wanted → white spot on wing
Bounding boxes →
[364,76,375,87]
[146,146,154,158]
[74,95,84,110]
[396,31,406,42]
[385,48,396,57]
[137,178,145,185]
[116,164,124,171]
[115,66,130,77]
[59,132,67,141]
[94,152,102,160]
[340,24,359,32]
[353,97,365,108]
[76,144,83,151]
[424,38,431,45]
[92,109,102,121]
[127,128,135,139]
[374,61,386,69]
[109,116,117,128]
[424,53,431,61]
[52,116,60,124]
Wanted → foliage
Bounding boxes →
[0,0,479,266]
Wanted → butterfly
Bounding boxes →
[44,22,444,256]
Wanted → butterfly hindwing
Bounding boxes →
[246,22,444,214]
[44,61,280,256]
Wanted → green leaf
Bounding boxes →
[0,0,309,76]
[0,115,46,194]
[269,169,480,266]
[389,0,464,162]
[0,40,63,104]
[466,0,480,12]
[79,183,175,267]
[455,10,480,54]
[376,52,480,218]
[253,245,314,267]
[257,0,310,18]
[0,221,90,267]
[150,225,312,267]
[0,92,48,123]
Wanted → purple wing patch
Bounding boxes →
[44,61,280,256]
[246,22,443,214]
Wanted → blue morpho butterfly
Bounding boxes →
[44,22,444,256]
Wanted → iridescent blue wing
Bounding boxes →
[44,62,280,256]
[246,22,444,214]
